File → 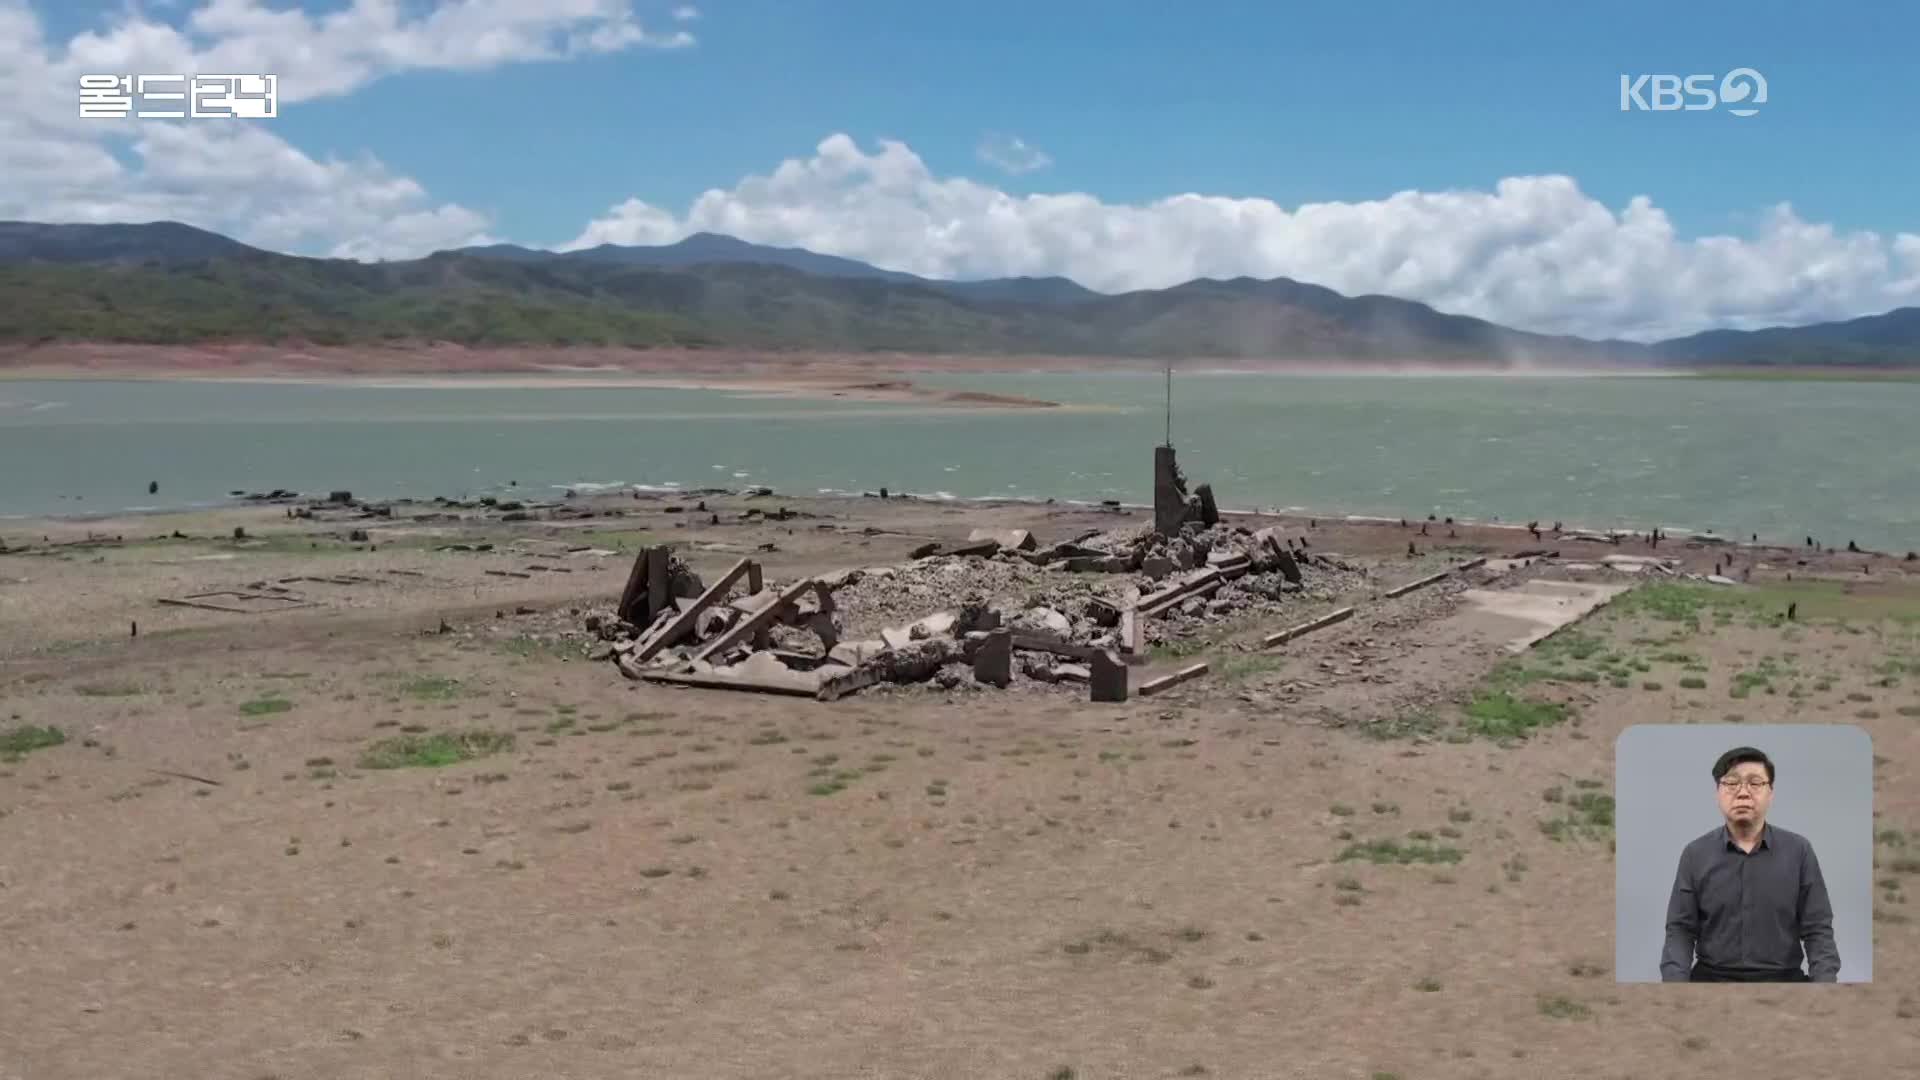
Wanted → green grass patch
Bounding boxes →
[1336,838,1464,866]
[499,634,573,660]
[75,682,143,697]
[1617,579,1920,626]
[0,724,65,760]
[1678,677,1708,690]
[1461,691,1568,740]
[1534,630,1606,661]
[396,675,464,700]
[238,697,294,717]
[358,730,513,769]
[1538,994,1592,1020]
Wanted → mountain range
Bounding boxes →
[0,220,1915,367]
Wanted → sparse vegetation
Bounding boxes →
[1538,994,1591,1020]
[76,682,143,697]
[238,696,294,717]
[358,730,513,769]
[1337,838,1464,865]
[398,675,463,700]
[0,724,65,760]
[1461,690,1568,740]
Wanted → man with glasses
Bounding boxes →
[1660,746,1840,982]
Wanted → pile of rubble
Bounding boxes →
[585,518,1366,704]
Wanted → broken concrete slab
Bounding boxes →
[910,611,958,639]
[819,637,968,701]
[1207,550,1253,578]
[816,567,865,590]
[1053,663,1090,684]
[695,605,739,640]
[1062,555,1131,573]
[817,664,886,702]
[1010,631,1100,663]
[1194,483,1219,527]
[638,653,821,697]
[1088,649,1127,702]
[1019,606,1073,636]
[828,639,890,666]
[968,528,1036,551]
[1138,568,1224,617]
[1456,579,1633,652]
[972,628,1012,688]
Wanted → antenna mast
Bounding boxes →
[1164,359,1173,447]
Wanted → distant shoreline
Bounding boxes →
[3,345,1915,399]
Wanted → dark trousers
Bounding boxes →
[1691,961,1809,983]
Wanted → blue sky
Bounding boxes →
[97,0,1916,245]
[11,0,1920,338]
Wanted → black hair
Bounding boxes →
[1712,746,1774,784]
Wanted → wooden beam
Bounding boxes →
[1139,662,1209,696]
[691,575,816,664]
[629,558,753,664]
[1260,606,1355,649]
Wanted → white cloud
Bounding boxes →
[975,132,1051,175]
[672,5,699,20]
[0,0,690,258]
[566,133,1920,341]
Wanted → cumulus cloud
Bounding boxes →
[0,0,690,258]
[673,5,699,20]
[975,132,1051,175]
[565,134,1920,342]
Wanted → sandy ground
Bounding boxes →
[3,489,1919,1079]
[0,344,1115,409]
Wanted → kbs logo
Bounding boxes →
[1619,68,1767,117]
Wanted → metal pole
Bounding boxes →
[1164,360,1172,446]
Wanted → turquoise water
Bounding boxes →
[2,374,1915,550]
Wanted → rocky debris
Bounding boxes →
[588,510,1374,703]
[968,528,1037,551]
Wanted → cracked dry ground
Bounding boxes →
[3,516,1919,1079]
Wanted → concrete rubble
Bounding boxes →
[586,504,1363,703]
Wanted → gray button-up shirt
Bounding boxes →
[1661,822,1840,981]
